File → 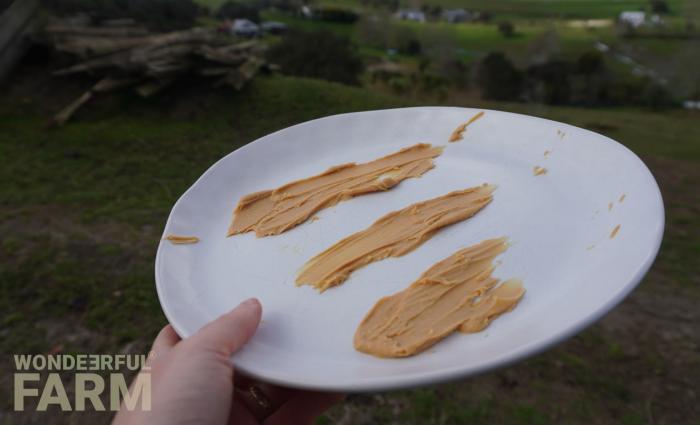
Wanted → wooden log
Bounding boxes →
[195,44,247,65]
[53,77,138,125]
[216,56,263,90]
[53,36,152,58]
[100,18,137,27]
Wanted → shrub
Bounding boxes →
[430,57,469,88]
[570,51,609,105]
[360,0,399,11]
[268,30,364,85]
[576,51,605,75]
[650,0,670,14]
[402,39,422,55]
[477,52,523,100]
[643,82,675,110]
[258,0,301,13]
[312,7,359,24]
[216,1,260,23]
[497,21,515,38]
[526,60,573,104]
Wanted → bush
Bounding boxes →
[650,0,670,14]
[268,30,364,85]
[312,7,359,24]
[477,52,523,100]
[421,5,442,19]
[527,60,573,104]
[258,0,301,13]
[360,0,399,10]
[576,51,605,75]
[643,82,675,110]
[44,0,200,30]
[401,39,422,55]
[598,75,674,109]
[216,1,260,23]
[498,21,515,38]
[571,51,608,105]
[442,59,469,88]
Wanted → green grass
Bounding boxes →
[197,0,690,19]
[395,19,617,63]
[261,10,357,38]
[194,0,234,11]
[257,12,617,74]
[1,74,698,423]
[0,75,405,355]
[2,75,698,355]
[483,103,700,161]
[401,0,687,19]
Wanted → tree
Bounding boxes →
[527,60,572,104]
[313,8,359,24]
[477,52,523,100]
[576,51,605,75]
[217,1,261,23]
[572,51,608,105]
[403,39,422,55]
[650,0,670,14]
[268,30,364,85]
[498,21,515,38]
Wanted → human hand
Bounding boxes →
[113,298,343,425]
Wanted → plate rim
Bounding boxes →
[154,106,665,392]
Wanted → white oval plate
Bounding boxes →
[155,107,663,392]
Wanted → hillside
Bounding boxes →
[1,73,698,424]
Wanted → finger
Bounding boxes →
[264,391,344,425]
[148,325,181,363]
[190,298,262,355]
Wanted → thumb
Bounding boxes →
[190,298,262,355]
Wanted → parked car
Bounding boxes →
[231,19,260,37]
[260,21,288,34]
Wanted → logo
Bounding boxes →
[13,354,151,412]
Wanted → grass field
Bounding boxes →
[255,0,691,19]
[1,67,698,423]
[397,0,688,19]
[233,0,692,19]
[261,11,619,64]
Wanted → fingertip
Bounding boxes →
[242,297,261,307]
[152,324,181,349]
[233,298,262,331]
[241,297,262,315]
[192,297,264,354]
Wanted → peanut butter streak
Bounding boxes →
[228,143,444,237]
[354,237,525,358]
[296,184,495,292]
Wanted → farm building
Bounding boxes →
[619,11,645,28]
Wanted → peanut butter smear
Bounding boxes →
[165,234,199,244]
[448,111,485,142]
[227,143,444,237]
[296,184,495,292]
[610,224,621,239]
[354,238,525,358]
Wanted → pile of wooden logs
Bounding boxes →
[46,17,266,124]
